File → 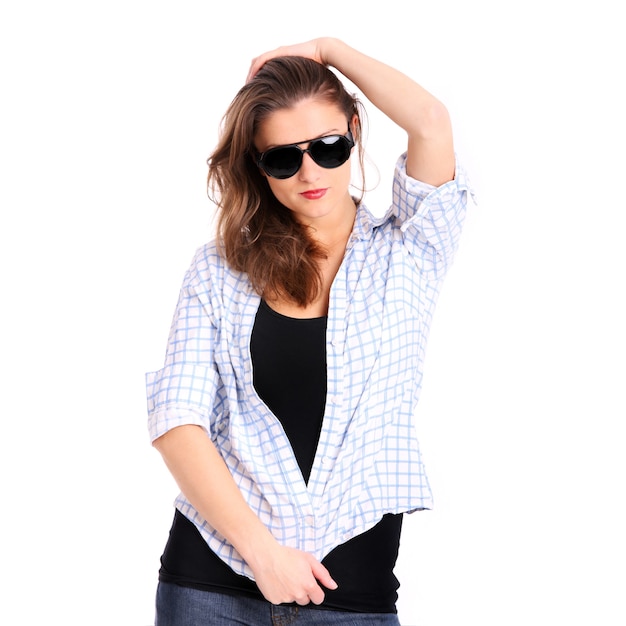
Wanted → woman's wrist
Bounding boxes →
[238,526,281,573]
[318,37,345,68]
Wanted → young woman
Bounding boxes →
[146,37,472,625]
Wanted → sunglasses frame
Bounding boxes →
[255,130,354,179]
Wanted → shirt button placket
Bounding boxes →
[302,514,316,554]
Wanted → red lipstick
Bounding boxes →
[300,188,328,200]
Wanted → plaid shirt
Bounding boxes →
[146,153,472,579]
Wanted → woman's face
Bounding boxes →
[254,98,355,229]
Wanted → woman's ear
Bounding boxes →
[349,113,359,145]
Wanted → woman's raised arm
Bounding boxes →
[248,37,455,186]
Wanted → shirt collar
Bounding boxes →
[352,203,388,241]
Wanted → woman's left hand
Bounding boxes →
[247,38,329,82]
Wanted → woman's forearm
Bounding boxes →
[321,37,455,185]
[153,425,277,570]
[320,38,446,138]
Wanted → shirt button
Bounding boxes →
[305,515,315,527]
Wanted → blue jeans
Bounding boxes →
[155,582,401,625]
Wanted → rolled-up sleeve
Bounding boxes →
[146,363,220,441]
[392,153,474,280]
[145,248,223,442]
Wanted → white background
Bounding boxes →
[1,1,624,625]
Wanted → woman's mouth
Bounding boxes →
[300,188,328,200]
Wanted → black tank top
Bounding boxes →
[158,299,402,613]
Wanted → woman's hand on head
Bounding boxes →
[247,38,335,82]
[250,544,338,606]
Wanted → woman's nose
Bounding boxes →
[297,151,321,182]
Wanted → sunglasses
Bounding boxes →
[256,130,354,179]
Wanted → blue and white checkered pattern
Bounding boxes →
[146,153,472,579]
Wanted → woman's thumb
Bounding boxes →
[311,559,338,590]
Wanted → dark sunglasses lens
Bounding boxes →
[262,147,302,179]
[309,136,351,168]
[259,134,353,178]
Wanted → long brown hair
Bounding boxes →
[207,56,365,306]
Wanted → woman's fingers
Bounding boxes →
[246,40,325,82]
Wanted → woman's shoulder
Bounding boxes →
[186,239,250,290]
[191,239,222,266]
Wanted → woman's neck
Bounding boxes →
[304,196,357,251]
[267,199,357,319]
